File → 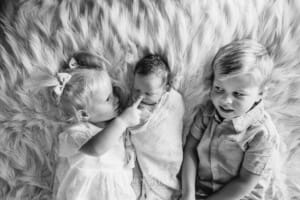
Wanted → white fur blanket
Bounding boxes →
[0,0,299,199]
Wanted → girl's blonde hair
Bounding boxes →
[211,39,274,90]
[56,69,111,121]
[25,52,112,122]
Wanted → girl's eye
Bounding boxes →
[106,95,111,102]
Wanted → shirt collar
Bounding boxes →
[213,100,265,132]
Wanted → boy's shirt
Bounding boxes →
[190,100,279,199]
[130,88,185,199]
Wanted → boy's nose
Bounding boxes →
[222,94,233,104]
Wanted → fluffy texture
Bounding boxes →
[0,0,299,199]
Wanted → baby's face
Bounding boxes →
[132,73,167,106]
[211,73,261,120]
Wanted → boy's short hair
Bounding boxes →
[212,39,274,89]
[134,54,171,85]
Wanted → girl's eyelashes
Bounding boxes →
[106,94,112,102]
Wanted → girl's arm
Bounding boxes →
[205,167,260,200]
[80,96,143,156]
[181,134,199,200]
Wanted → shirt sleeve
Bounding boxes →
[190,108,206,140]
[58,123,100,157]
[243,128,276,175]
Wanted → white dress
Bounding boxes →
[54,122,136,200]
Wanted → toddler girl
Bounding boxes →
[50,52,143,200]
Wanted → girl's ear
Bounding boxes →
[259,85,269,98]
[77,109,89,121]
[165,83,171,92]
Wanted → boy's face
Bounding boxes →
[211,73,262,120]
[132,73,167,106]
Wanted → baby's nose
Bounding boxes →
[113,95,119,106]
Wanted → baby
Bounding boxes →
[181,39,279,200]
[129,54,185,200]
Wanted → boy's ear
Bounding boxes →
[77,109,89,121]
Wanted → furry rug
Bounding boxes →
[0,0,300,199]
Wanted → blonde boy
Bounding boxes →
[182,40,279,200]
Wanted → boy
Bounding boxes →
[129,54,185,200]
[181,40,279,200]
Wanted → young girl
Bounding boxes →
[50,52,144,200]
[181,40,279,200]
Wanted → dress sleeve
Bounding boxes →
[243,128,277,175]
[58,123,99,157]
[190,108,206,140]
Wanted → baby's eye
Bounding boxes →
[214,86,224,93]
[145,92,153,96]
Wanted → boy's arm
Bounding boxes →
[181,134,199,200]
[205,167,260,200]
[80,96,143,156]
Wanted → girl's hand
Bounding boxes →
[180,196,196,200]
[118,96,143,127]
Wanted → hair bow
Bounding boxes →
[53,72,72,98]
[69,57,80,69]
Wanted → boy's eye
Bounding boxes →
[233,92,245,97]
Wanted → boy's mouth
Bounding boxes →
[219,106,234,113]
[140,101,157,106]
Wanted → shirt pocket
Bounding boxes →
[217,137,244,175]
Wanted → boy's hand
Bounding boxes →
[118,96,143,127]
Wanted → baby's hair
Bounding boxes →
[212,39,274,90]
[134,54,171,86]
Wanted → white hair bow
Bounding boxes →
[53,73,72,98]
[69,57,80,69]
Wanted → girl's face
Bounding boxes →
[132,73,167,106]
[211,73,261,120]
[86,74,119,123]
